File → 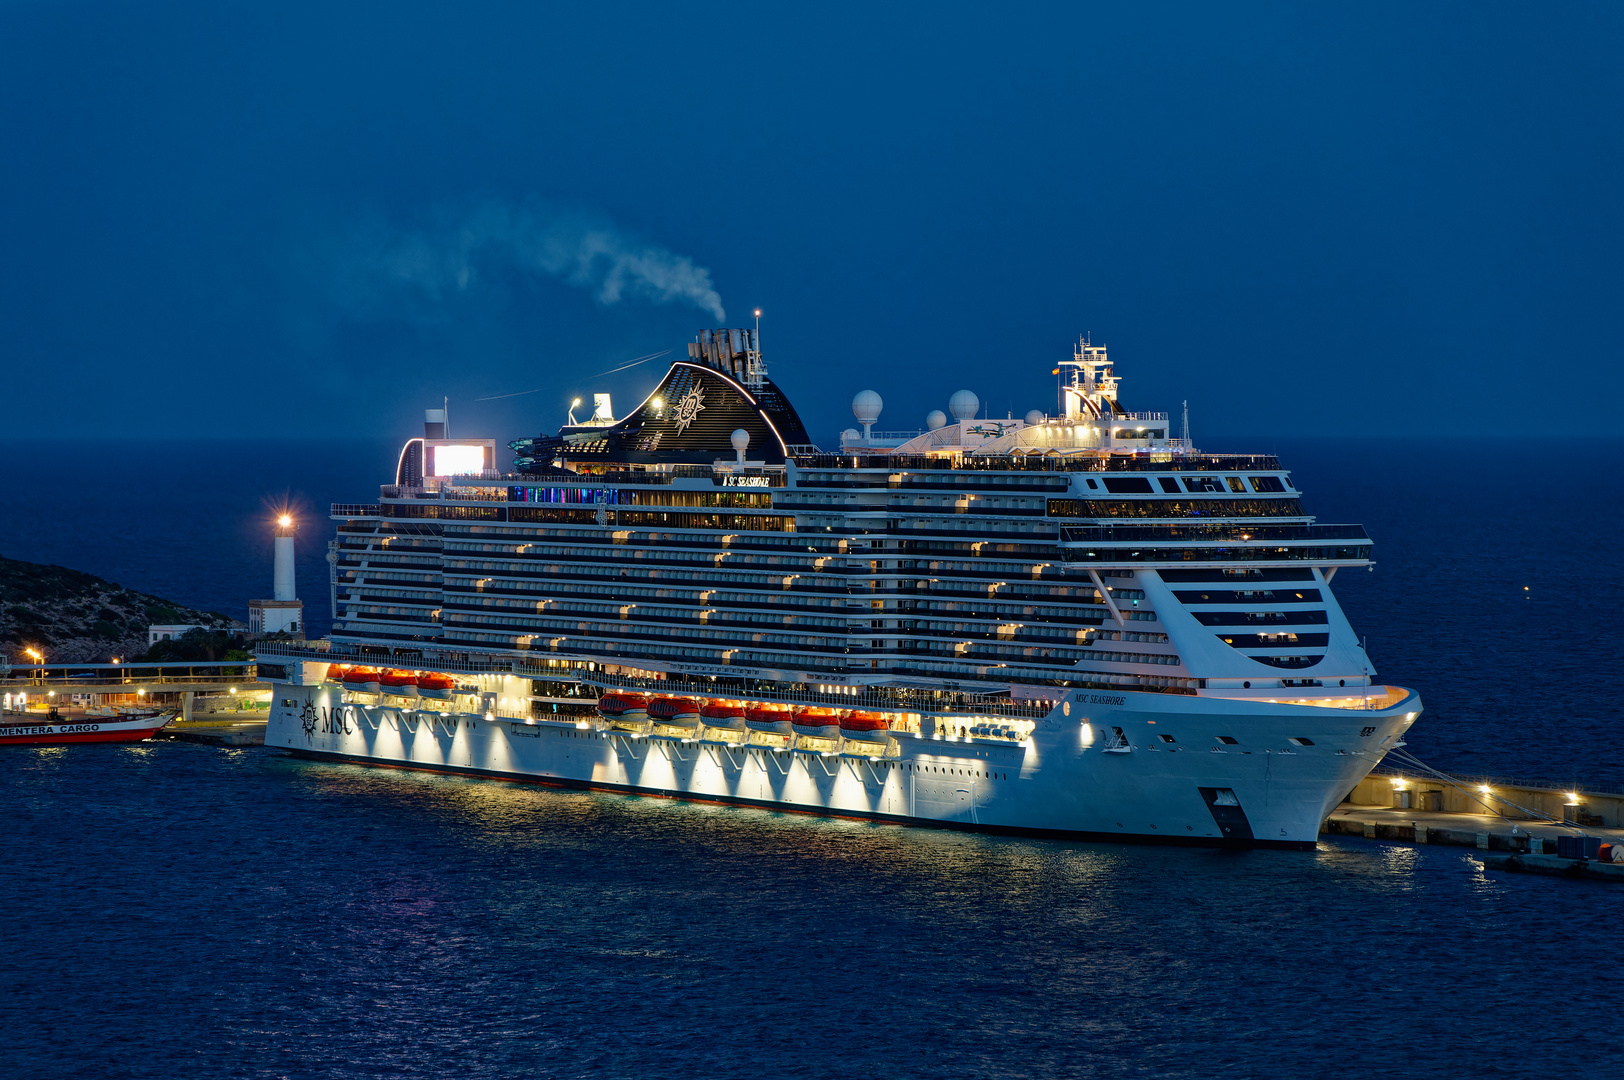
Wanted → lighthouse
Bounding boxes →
[249,514,305,639]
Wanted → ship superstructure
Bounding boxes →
[260,329,1419,848]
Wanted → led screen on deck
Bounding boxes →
[431,444,486,476]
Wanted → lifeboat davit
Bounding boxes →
[342,667,383,693]
[379,670,418,695]
[744,703,793,734]
[415,672,456,700]
[698,700,747,731]
[648,697,701,727]
[597,692,649,722]
[839,710,890,744]
[791,707,842,737]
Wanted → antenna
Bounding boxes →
[444,395,450,439]
[1181,400,1189,445]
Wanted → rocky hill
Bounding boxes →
[0,555,238,664]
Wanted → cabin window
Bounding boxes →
[1248,475,1286,493]
[1216,735,1239,745]
[1102,477,1153,494]
[1157,477,1181,493]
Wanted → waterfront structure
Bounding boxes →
[249,515,303,638]
[257,328,1420,848]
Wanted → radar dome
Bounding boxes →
[730,429,750,452]
[841,428,860,443]
[1024,409,1045,426]
[852,390,883,424]
[948,390,980,422]
[926,410,947,430]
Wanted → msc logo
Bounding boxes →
[300,703,358,742]
[672,385,707,432]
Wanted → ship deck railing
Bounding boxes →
[790,452,1281,473]
[1059,523,1370,544]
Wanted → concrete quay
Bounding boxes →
[1323,803,1624,851]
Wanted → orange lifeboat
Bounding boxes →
[379,670,418,695]
[648,697,701,727]
[325,664,350,684]
[744,703,793,734]
[597,692,649,722]
[698,700,747,731]
[838,710,890,744]
[415,672,457,700]
[791,707,842,737]
[342,667,383,693]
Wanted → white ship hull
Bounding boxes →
[265,682,1419,849]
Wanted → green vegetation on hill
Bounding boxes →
[0,555,238,664]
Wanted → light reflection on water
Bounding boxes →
[3,744,1615,1079]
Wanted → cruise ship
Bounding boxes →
[257,328,1420,848]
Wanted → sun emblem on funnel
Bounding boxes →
[672,385,707,433]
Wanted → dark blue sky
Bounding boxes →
[3,2,1621,446]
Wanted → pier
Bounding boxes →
[1323,771,1624,880]
[1,660,270,724]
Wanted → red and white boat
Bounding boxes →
[790,707,842,738]
[698,700,747,732]
[596,692,649,723]
[744,703,793,734]
[342,667,384,693]
[0,709,173,747]
[647,697,700,728]
[379,670,419,696]
[838,710,890,746]
[415,672,457,700]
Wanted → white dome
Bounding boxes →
[730,428,750,451]
[948,390,979,422]
[1024,409,1045,426]
[852,390,883,424]
[841,428,860,443]
[925,409,947,430]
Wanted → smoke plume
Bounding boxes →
[333,202,726,321]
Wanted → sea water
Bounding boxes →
[3,743,1623,1079]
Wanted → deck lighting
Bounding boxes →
[24,648,42,663]
[1566,792,1580,803]
[278,514,292,528]
[1478,785,1491,795]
